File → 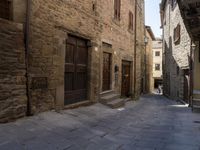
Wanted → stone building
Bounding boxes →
[152,38,163,91]
[177,0,200,110]
[141,26,155,93]
[160,0,191,102]
[0,0,145,122]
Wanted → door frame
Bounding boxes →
[100,42,113,93]
[64,34,89,105]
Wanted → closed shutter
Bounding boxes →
[114,0,120,20]
[129,11,133,30]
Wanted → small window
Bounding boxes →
[114,0,121,21]
[171,0,177,10]
[174,24,181,44]
[155,64,160,71]
[0,0,12,20]
[155,51,160,56]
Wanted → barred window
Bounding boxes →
[0,0,11,20]
[155,51,160,56]
[155,64,160,71]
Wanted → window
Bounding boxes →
[155,51,160,56]
[174,24,181,44]
[114,0,121,21]
[155,64,160,71]
[129,11,133,30]
[0,0,12,20]
[171,0,177,10]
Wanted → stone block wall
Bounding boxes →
[28,0,102,113]
[0,19,27,123]
[0,0,145,121]
[162,1,191,100]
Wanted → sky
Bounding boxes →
[145,0,162,38]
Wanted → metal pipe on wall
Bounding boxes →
[25,0,32,116]
[134,0,138,98]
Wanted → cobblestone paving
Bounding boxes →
[0,95,200,150]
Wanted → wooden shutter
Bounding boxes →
[114,0,120,20]
[174,24,181,44]
[0,0,11,20]
[129,11,133,30]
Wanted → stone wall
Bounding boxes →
[0,19,27,123]
[137,0,145,96]
[0,0,145,120]
[27,0,145,114]
[28,0,103,114]
[162,1,191,100]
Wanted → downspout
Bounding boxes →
[133,0,137,98]
[25,0,32,116]
[189,40,194,107]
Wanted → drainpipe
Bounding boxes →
[133,0,137,98]
[190,40,195,108]
[25,0,32,116]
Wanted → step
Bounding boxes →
[101,93,120,103]
[193,90,200,99]
[193,98,200,106]
[106,98,125,109]
[193,94,200,99]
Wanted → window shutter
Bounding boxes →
[129,11,133,30]
[118,0,121,20]
[114,0,120,20]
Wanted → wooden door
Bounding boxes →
[65,36,88,105]
[183,69,190,103]
[102,52,111,91]
[121,61,131,97]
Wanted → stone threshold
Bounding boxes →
[193,90,200,95]
[64,100,94,110]
[100,90,113,95]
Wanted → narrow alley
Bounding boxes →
[0,95,200,150]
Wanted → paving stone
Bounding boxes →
[0,95,200,150]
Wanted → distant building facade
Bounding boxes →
[152,38,163,90]
[160,0,191,102]
[0,0,145,122]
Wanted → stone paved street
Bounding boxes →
[0,95,200,150]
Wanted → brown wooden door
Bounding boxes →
[65,36,88,105]
[183,69,190,103]
[102,52,111,91]
[121,61,131,97]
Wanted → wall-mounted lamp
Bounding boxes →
[94,47,98,52]
[191,43,196,51]
[144,36,149,45]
